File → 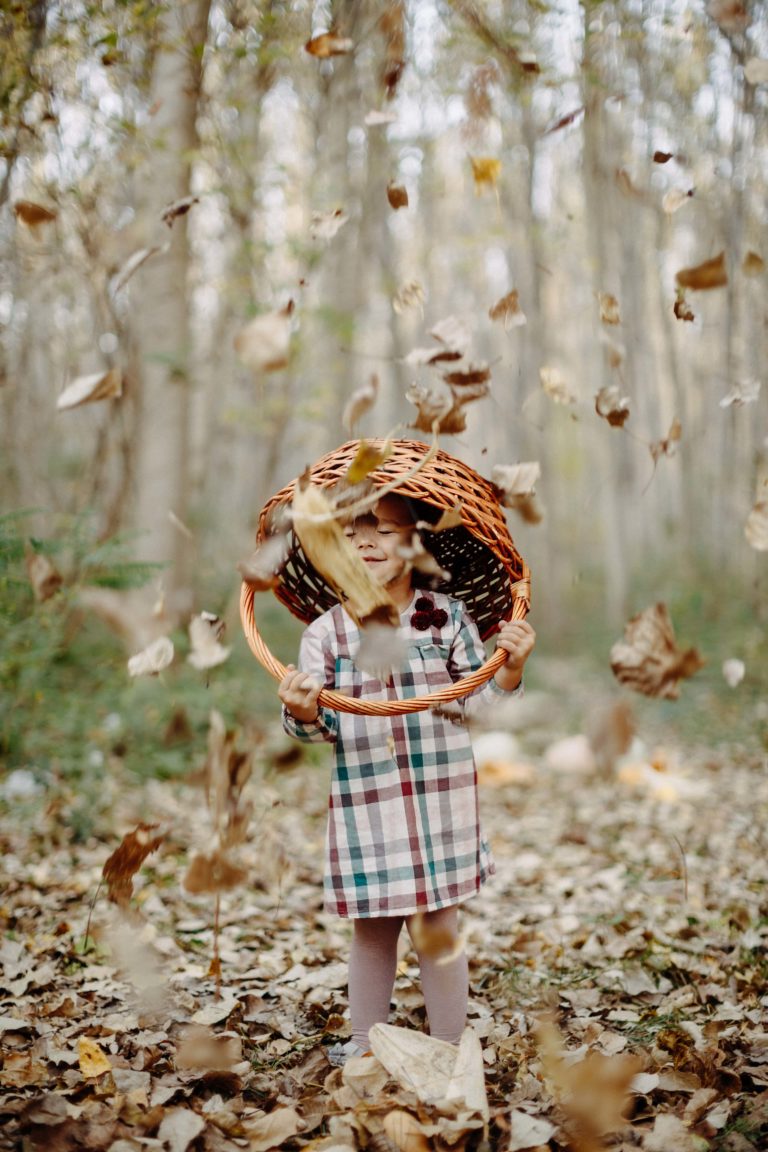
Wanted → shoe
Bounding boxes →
[326,1040,371,1067]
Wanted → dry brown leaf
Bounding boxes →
[387,181,409,209]
[187,612,230,670]
[742,249,765,276]
[392,280,424,314]
[242,1107,304,1152]
[489,289,527,329]
[161,195,199,227]
[291,477,399,628]
[508,1109,557,1151]
[442,361,491,388]
[610,603,705,699]
[175,1024,242,1071]
[595,385,630,427]
[675,251,727,290]
[492,462,541,504]
[543,106,585,135]
[407,379,465,434]
[707,0,750,33]
[378,0,406,97]
[653,150,674,164]
[110,244,170,296]
[234,301,293,373]
[469,156,501,194]
[745,502,768,551]
[102,823,164,908]
[24,546,63,602]
[540,366,577,405]
[183,849,248,895]
[237,532,291,590]
[304,31,354,58]
[57,368,122,410]
[127,635,174,677]
[309,207,349,241]
[13,199,57,227]
[650,417,682,464]
[342,374,379,432]
[77,1037,112,1079]
[598,292,621,325]
[383,1109,431,1152]
[674,294,695,322]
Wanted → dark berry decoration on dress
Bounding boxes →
[411,597,448,630]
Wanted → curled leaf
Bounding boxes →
[342,374,379,432]
[674,294,695,322]
[161,195,199,227]
[187,612,231,670]
[127,636,174,677]
[13,199,57,227]
[57,368,122,411]
[442,362,491,389]
[598,292,621,325]
[183,849,248,894]
[237,532,291,590]
[595,385,630,427]
[407,380,467,434]
[345,438,392,485]
[309,207,349,242]
[675,251,727,291]
[610,603,705,699]
[650,417,682,464]
[110,244,170,296]
[103,823,164,907]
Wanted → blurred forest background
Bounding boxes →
[1,0,767,799]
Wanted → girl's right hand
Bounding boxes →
[278,664,322,723]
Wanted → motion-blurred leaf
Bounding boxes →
[598,292,621,325]
[57,368,122,410]
[103,823,163,908]
[187,612,230,670]
[675,251,727,290]
[610,603,704,699]
[387,181,408,209]
[234,301,293,373]
[469,156,501,194]
[127,636,174,677]
[489,289,526,329]
[342,375,379,432]
[540,366,577,405]
[304,31,354,58]
[595,385,630,427]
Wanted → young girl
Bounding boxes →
[278,492,535,1064]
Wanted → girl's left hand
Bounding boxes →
[494,619,536,690]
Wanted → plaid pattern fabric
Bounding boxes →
[282,591,522,919]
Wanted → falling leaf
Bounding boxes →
[187,612,231,671]
[342,374,379,431]
[354,624,409,681]
[744,57,768,84]
[24,545,63,602]
[598,292,621,325]
[291,477,399,628]
[407,379,465,434]
[469,156,501,194]
[615,168,645,198]
[387,181,409,209]
[674,294,695,322]
[77,1037,112,1079]
[610,602,705,699]
[127,635,174,677]
[745,502,768,550]
[378,1,406,97]
[653,150,674,164]
[707,0,750,33]
[595,385,631,427]
[392,280,424,314]
[722,659,745,687]
[429,315,472,356]
[237,532,291,590]
[102,823,164,908]
[442,361,491,389]
[109,244,170,296]
[161,195,199,227]
[742,250,765,276]
[540,365,577,405]
[650,417,682,464]
[304,31,354,58]
[365,109,398,126]
[404,345,462,366]
[423,506,464,533]
[492,462,544,524]
[489,289,526,329]
[175,1024,243,1071]
[663,187,693,214]
[309,207,349,242]
[234,301,293,373]
[543,106,585,135]
[57,368,122,411]
[183,849,248,895]
[13,200,57,227]
[719,378,760,407]
[675,251,727,290]
[396,533,450,582]
[345,438,392,485]
[410,912,467,963]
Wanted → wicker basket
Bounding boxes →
[240,438,530,715]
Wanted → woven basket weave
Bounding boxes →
[240,438,530,715]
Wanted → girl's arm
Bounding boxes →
[280,625,339,744]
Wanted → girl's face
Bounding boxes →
[344,495,414,599]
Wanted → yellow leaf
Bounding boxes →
[597,292,621,325]
[469,156,501,194]
[742,250,765,277]
[78,1036,112,1078]
[345,438,391,484]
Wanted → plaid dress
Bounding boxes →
[282,590,522,919]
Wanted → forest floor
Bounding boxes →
[1,665,767,1152]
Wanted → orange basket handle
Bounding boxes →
[239,571,530,717]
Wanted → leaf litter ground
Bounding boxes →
[1,677,767,1152]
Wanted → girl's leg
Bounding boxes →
[407,906,468,1044]
[348,916,404,1050]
